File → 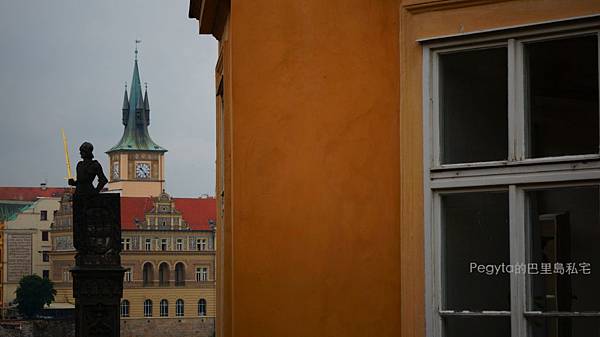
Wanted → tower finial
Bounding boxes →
[144,82,148,91]
[125,81,127,90]
[135,39,141,60]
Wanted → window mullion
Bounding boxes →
[433,192,443,336]
[509,185,527,337]
[514,39,527,161]
[508,39,517,162]
[432,51,441,167]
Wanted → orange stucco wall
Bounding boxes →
[206,1,600,337]
[225,1,401,336]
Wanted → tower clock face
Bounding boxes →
[112,162,120,179]
[135,162,151,179]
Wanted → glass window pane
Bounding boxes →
[440,47,508,164]
[442,192,510,311]
[528,186,600,312]
[444,316,510,337]
[529,317,600,337]
[526,35,599,158]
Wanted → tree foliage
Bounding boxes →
[15,274,56,318]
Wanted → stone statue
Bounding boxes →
[68,142,108,196]
[68,142,124,337]
[69,142,118,265]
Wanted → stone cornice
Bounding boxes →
[189,0,229,39]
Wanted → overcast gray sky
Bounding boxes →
[0,0,217,197]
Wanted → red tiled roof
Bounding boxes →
[0,187,71,201]
[121,197,216,231]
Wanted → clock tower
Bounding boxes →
[106,51,167,197]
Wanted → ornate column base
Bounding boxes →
[71,193,124,337]
[72,267,125,337]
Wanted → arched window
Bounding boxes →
[120,300,130,317]
[176,299,184,317]
[160,299,169,317]
[144,299,153,317]
[159,262,170,286]
[198,299,206,316]
[143,263,154,286]
[175,263,185,286]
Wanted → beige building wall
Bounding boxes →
[2,198,59,304]
[50,230,216,318]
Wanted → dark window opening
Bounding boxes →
[526,35,599,158]
[143,263,154,286]
[440,47,508,164]
[528,186,600,313]
[442,191,510,311]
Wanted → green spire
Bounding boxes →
[122,84,129,126]
[107,51,167,154]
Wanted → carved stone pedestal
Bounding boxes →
[71,193,124,337]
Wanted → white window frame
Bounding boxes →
[176,238,184,251]
[160,299,169,317]
[144,299,153,317]
[422,17,600,337]
[122,238,131,251]
[196,267,209,282]
[161,238,168,251]
[198,299,207,316]
[145,238,152,251]
[121,300,130,318]
[124,269,132,283]
[176,299,185,317]
[197,238,207,251]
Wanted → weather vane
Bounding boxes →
[135,39,141,60]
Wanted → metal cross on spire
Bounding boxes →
[135,39,142,60]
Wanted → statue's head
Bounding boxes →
[79,142,94,159]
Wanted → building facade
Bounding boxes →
[49,192,217,335]
[2,197,59,305]
[188,1,600,337]
[0,187,69,311]
[49,53,217,337]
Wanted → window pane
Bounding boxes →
[526,35,599,158]
[440,47,508,164]
[443,192,510,311]
[528,186,600,312]
[444,316,510,337]
[529,317,600,337]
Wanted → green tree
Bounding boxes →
[15,274,56,318]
